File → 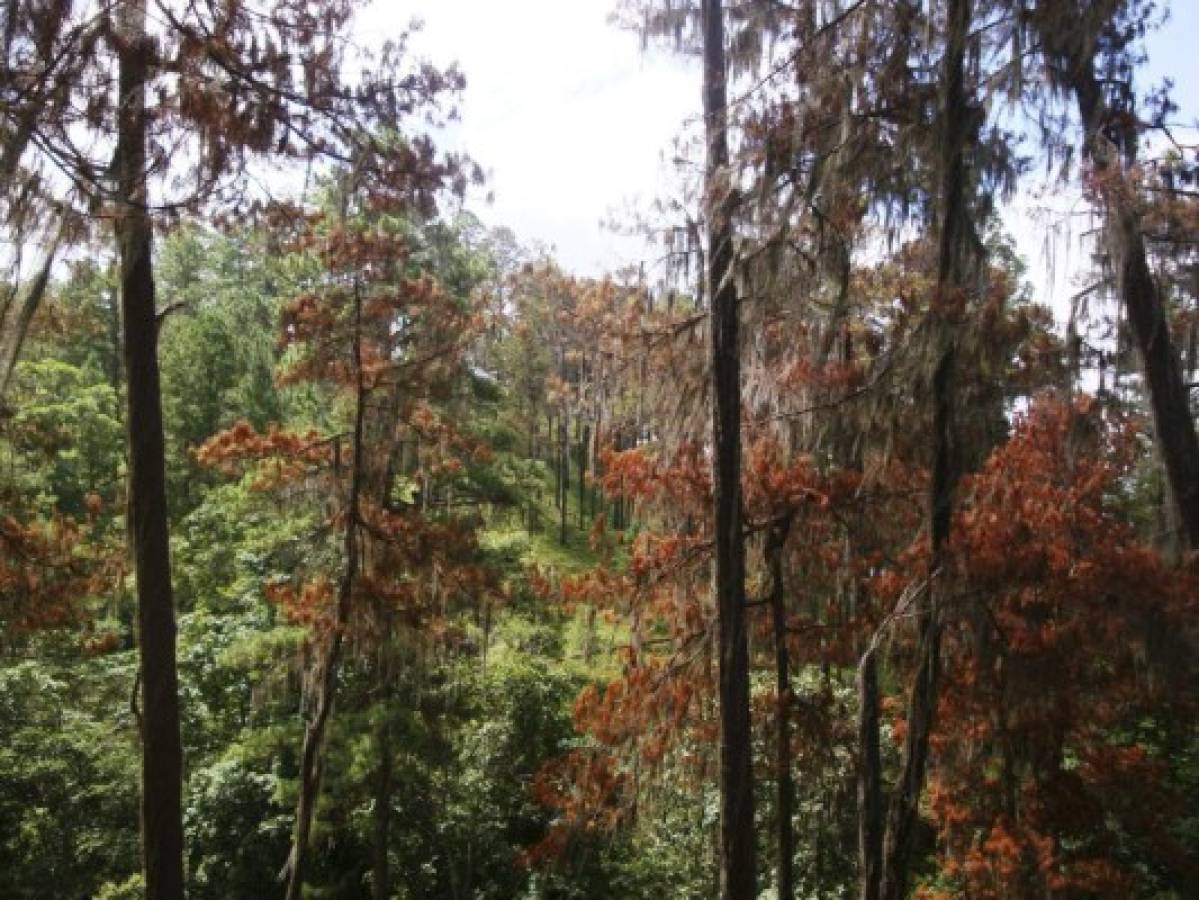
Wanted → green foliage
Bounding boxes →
[172,480,319,613]
[6,358,123,513]
[185,757,292,900]
[40,260,121,384]
[0,660,140,898]
[157,228,285,514]
[4,120,1191,900]
[94,874,145,900]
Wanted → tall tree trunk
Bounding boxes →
[701,2,756,897]
[578,420,589,528]
[768,517,795,900]
[612,427,625,530]
[559,400,569,545]
[857,644,883,900]
[592,361,605,522]
[0,230,59,401]
[879,0,972,896]
[1050,34,1199,549]
[115,3,184,897]
[879,617,943,900]
[283,281,366,900]
[373,711,392,900]
[0,60,63,406]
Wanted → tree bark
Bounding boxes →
[559,395,569,545]
[0,230,59,401]
[879,0,972,896]
[283,281,366,900]
[857,645,883,900]
[768,517,795,900]
[115,2,185,897]
[578,420,589,528]
[879,613,943,900]
[0,66,54,401]
[1059,43,1199,550]
[701,2,756,897]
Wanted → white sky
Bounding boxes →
[366,0,1197,321]
[364,0,699,276]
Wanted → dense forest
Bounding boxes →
[2,1,1198,898]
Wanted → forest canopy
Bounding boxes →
[1,1,1197,899]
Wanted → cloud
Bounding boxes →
[363,0,697,274]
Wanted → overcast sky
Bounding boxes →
[367,1,1198,318]
[363,0,699,276]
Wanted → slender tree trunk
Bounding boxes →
[880,616,943,900]
[592,362,604,522]
[1059,53,1199,549]
[115,3,184,897]
[857,645,883,900]
[559,400,569,545]
[768,517,795,900]
[0,230,59,401]
[284,629,344,899]
[533,407,539,460]
[373,713,392,900]
[0,41,71,396]
[578,421,589,528]
[612,428,624,530]
[283,281,367,900]
[552,410,561,509]
[702,1,755,896]
[879,1,972,896]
